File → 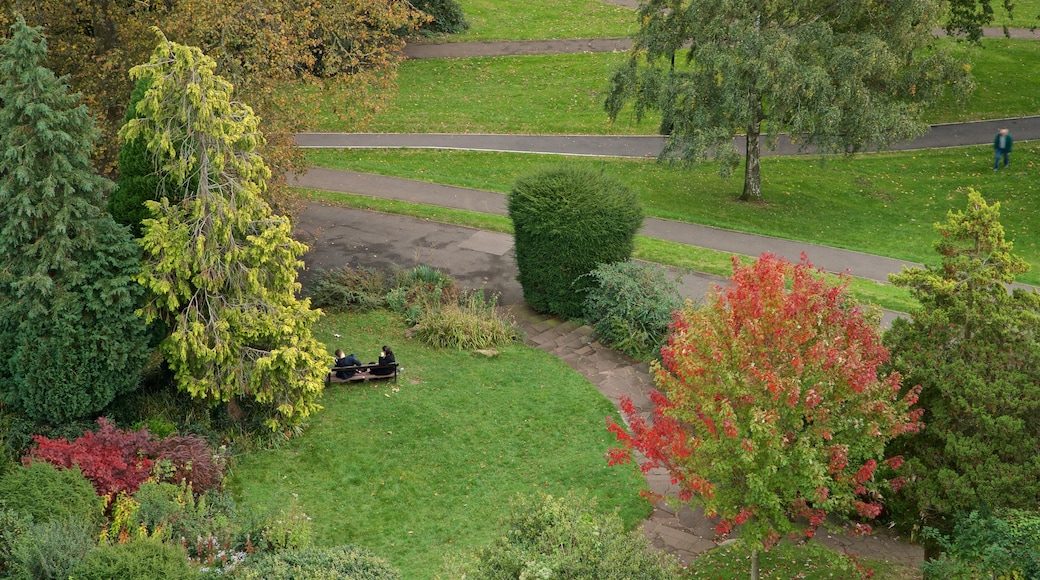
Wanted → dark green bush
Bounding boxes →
[412,289,524,350]
[583,260,683,360]
[7,518,97,580]
[410,0,469,34]
[308,266,390,313]
[509,166,644,319]
[0,462,104,531]
[921,509,1040,580]
[448,492,682,580]
[69,537,198,580]
[237,545,400,580]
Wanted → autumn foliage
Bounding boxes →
[608,254,922,548]
[25,418,225,501]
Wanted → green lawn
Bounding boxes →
[444,0,637,42]
[303,143,1040,286]
[303,38,1040,133]
[227,310,651,580]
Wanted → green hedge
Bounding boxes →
[237,545,400,580]
[69,537,198,580]
[509,166,643,319]
[0,462,104,531]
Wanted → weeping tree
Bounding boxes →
[0,16,148,424]
[606,0,972,201]
[123,32,328,432]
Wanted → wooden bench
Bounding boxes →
[326,362,399,386]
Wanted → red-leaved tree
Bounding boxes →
[608,254,922,576]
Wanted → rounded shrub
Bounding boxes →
[0,462,104,531]
[7,518,97,580]
[509,166,643,319]
[583,260,683,360]
[237,545,400,580]
[69,537,198,580]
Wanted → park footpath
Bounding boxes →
[292,27,1040,572]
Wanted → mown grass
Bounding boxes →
[227,310,652,580]
[302,143,1040,286]
[440,0,637,42]
[300,38,1040,133]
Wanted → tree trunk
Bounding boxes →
[741,93,763,202]
[750,549,760,580]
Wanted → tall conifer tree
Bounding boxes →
[123,33,328,432]
[0,16,148,424]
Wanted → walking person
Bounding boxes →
[994,128,1013,170]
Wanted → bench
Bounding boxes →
[326,362,399,386]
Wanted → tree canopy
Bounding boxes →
[883,190,1040,527]
[609,254,921,577]
[0,16,148,424]
[0,0,421,188]
[124,33,328,431]
[606,0,972,201]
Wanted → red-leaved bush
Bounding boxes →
[27,418,155,500]
[25,418,225,501]
[608,254,922,549]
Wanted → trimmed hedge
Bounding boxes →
[509,167,643,319]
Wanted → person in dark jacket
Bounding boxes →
[333,349,362,379]
[994,128,1013,170]
[369,345,396,376]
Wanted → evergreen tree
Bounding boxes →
[884,190,1040,528]
[0,16,148,424]
[122,33,328,432]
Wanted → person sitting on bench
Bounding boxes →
[333,349,363,379]
[369,345,396,376]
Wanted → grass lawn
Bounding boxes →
[687,540,921,580]
[302,143,1040,286]
[300,39,1040,133]
[227,310,651,580]
[441,0,637,42]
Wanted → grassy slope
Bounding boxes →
[228,310,651,580]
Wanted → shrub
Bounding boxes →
[0,462,104,530]
[133,483,242,562]
[0,508,31,575]
[410,0,469,34]
[6,518,97,580]
[238,545,400,580]
[69,536,198,580]
[386,265,459,326]
[509,166,643,319]
[583,260,683,360]
[27,418,156,500]
[412,289,524,350]
[308,266,389,313]
[448,492,682,580]
[151,435,226,495]
[921,509,1040,579]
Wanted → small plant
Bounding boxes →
[583,260,683,360]
[308,266,389,313]
[386,265,459,326]
[237,544,400,580]
[412,290,524,350]
[150,434,226,494]
[0,508,31,575]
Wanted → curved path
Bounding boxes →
[295,27,1039,573]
